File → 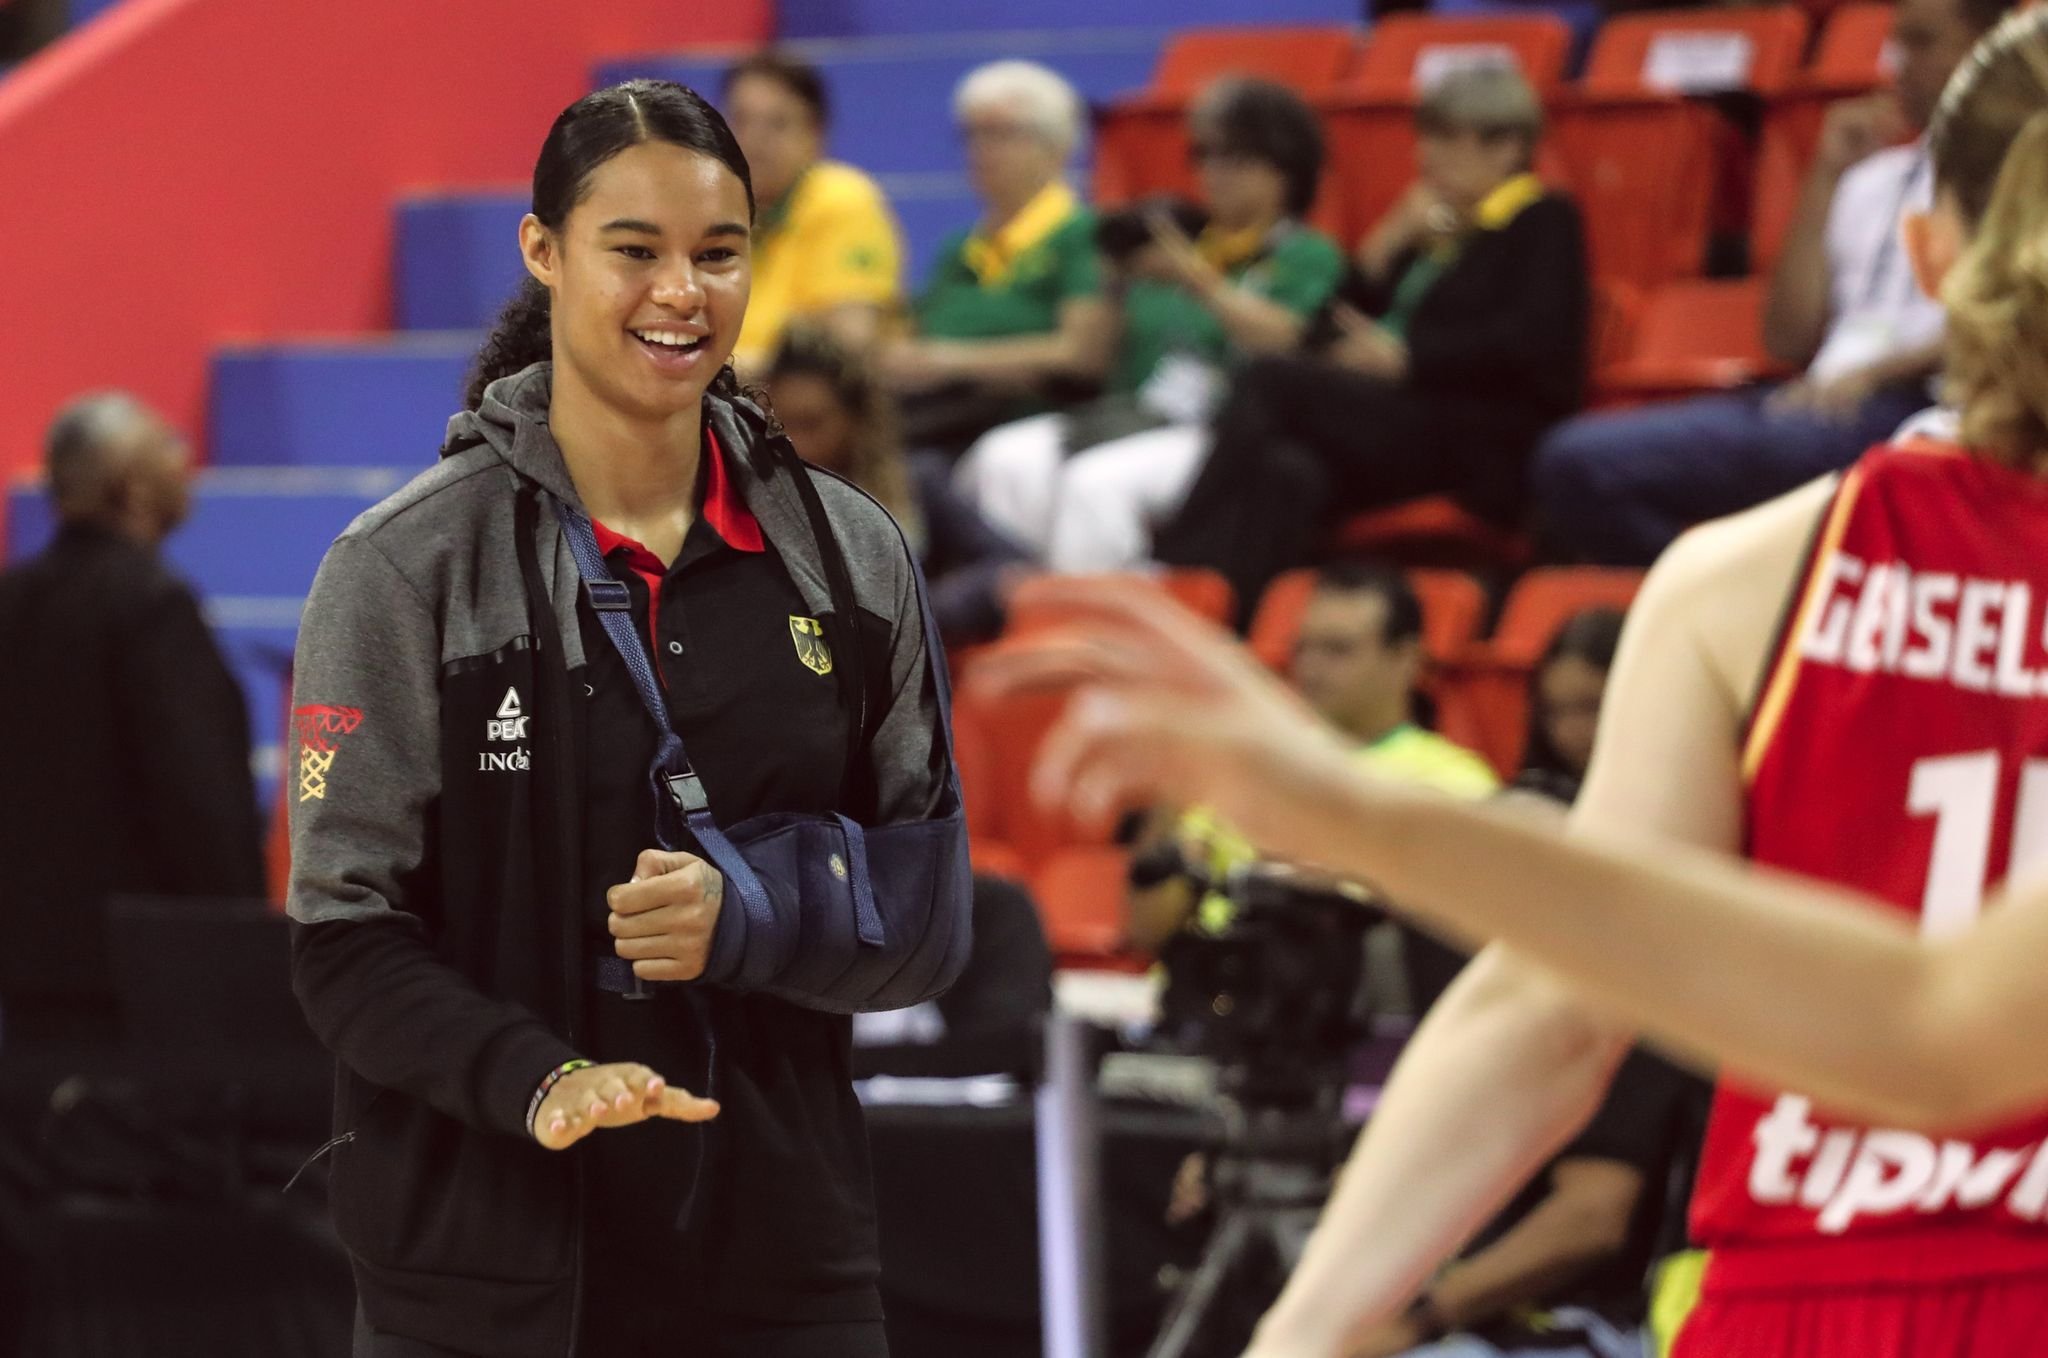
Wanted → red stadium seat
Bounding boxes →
[1330,498,1533,572]
[1159,566,1237,627]
[954,572,1229,878]
[1594,276,1790,404]
[1094,26,1364,206]
[1320,13,1575,243]
[1435,567,1646,775]
[1550,7,1811,287]
[1753,4,1898,270]
[1032,845,1135,958]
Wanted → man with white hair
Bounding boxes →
[0,392,264,1041]
[886,59,1113,452]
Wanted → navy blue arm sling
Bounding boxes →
[552,426,973,1015]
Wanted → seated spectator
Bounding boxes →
[0,394,265,1042]
[1531,0,2005,565]
[1341,1046,1707,1358]
[766,325,1034,645]
[1405,605,1627,1011]
[884,60,1113,454]
[1154,66,1589,613]
[724,51,903,374]
[954,77,1345,572]
[1126,563,1495,952]
[1511,606,1627,806]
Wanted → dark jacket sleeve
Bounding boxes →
[116,577,266,897]
[286,534,579,1140]
[911,453,1031,645]
[1403,197,1590,396]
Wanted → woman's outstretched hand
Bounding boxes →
[533,1062,719,1151]
[968,576,1361,863]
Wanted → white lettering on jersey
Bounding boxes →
[1748,1093,2048,1233]
[1799,552,2048,697]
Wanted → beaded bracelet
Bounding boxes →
[526,1059,595,1140]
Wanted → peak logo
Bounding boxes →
[1749,1095,2048,1233]
[487,688,530,742]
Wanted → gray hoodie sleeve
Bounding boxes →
[287,533,578,1140]
[870,536,949,825]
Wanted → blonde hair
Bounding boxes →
[1931,8,2048,465]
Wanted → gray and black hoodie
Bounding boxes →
[285,364,957,1355]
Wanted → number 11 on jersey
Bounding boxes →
[1908,752,2048,938]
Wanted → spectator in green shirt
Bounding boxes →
[954,78,1344,572]
[884,60,1113,452]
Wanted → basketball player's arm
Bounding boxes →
[1245,522,1756,1358]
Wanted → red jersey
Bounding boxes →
[1695,443,2048,1293]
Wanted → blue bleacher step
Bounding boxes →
[597,28,1167,179]
[775,0,1362,39]
[209,334,482,468]
[8,466,412,807]
[396,191,529,333]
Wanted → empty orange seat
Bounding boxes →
[1753,3,1898,270]
[1321,13,1575,242]
[1594,276,1788,403]
[1248,568,1319,671]
[1330,498,1532,572]
[1032,845,1135,958]
[1551,7,1811,287]
[1094,25,1364,205]
[1159,567,1237,627]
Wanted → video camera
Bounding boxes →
[1135,843,1378,1109]
[1095,195,1211,265]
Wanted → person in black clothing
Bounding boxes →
[1156,65,1590,614]
[1341,1047,1706,1358]
[0,392,264,1041]
[766,323,1036,644]
[286,82,965,1358]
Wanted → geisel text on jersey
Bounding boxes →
[1749,1094,2048,1233]
[1801,553,2048,696]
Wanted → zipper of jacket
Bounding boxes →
[281,1130,354,1195]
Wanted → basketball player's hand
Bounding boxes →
[532,1062,719,1151]
[969,576,1360,861]
[607,849,725,982]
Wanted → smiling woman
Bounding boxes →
[288,79,968,1358]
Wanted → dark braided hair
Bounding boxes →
[465,79,755,409]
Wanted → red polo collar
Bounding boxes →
[588,427,765,565]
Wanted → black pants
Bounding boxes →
[353,1311,888,1358]
[1156,354,1544,612]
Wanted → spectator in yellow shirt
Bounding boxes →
[724,52,904,373]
